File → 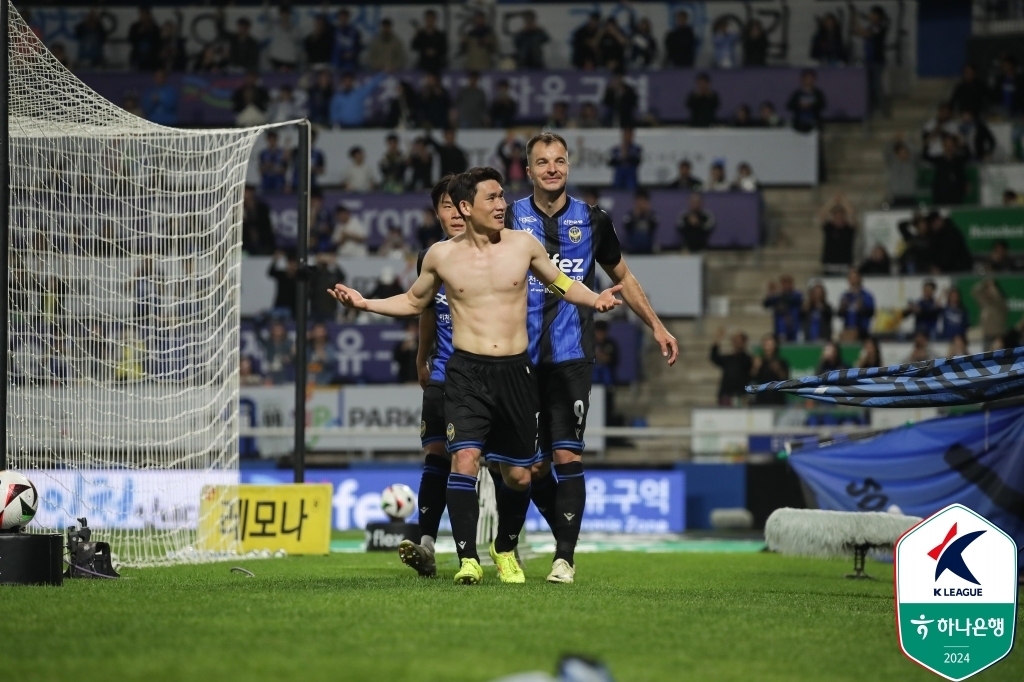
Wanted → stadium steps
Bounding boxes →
[616,77,957,462]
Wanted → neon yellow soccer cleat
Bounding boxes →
[489,541,526,584]
[453,557,484,585]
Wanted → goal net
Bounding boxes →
[6,4,269,566]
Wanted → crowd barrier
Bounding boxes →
[862,206,1024,261]
[240,319,642,384]
[242,254,704,317]
[980,163,1024,206]
[263,189,761,250]
[239,384,607,455]
[251,127,816,187]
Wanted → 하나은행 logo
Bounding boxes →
[894,504,1017,681]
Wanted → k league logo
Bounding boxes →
[895,504,1018,681]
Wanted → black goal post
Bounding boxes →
[1,0,10,472]
[293,120,310,484]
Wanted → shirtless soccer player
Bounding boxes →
[397,177,463,577]
[507,132,679,584]
[330,167,622,585]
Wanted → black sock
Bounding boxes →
[416,454,450,541]
[446,473,479,561]
[494,482,531,553]
[530,469,559,532]
[553,462,585,566]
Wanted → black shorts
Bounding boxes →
[538,360,593,456]
[444,350,540,467]
[420,381,446,448]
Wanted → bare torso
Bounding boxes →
[428,230,536,356]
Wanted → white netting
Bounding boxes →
[6,3,272,566]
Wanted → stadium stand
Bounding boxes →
[19,1,1024,464]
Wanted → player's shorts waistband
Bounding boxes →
[451,349,530,365]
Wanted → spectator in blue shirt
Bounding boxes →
[74,10,108,68]
[623,190,658,254]
[608,128,642,189]
[940,289,969,340]
[787,70,827,133]
[289,130,326,192]
[259,131,288,193]
[332,9,362,70]
[330,71,386,128]
[838,269,875,340]
[307,70,334,127]
[710,17,739,68]
[802,282,834,342]
[903,280,941,338]
[852,6,889,114]
[143,70,178,126]
[763,275,803,342]
[592,321,618,386]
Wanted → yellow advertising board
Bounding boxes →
[198,484,332,555]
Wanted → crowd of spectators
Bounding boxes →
[53,6,893,77]
[712,264,983,405]
[37,4,897,135]
[879,55,1024,210]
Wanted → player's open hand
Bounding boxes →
[329,283,368,310]
[595,284,623,313]
[654,325,679,366]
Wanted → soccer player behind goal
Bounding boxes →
[397,177,463,577]
[330,168,622,584]
[507,132,679,584]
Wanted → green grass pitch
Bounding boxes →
[2,549,1021,682]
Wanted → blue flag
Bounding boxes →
[746,347,1024,407]
[787,406,1024,570]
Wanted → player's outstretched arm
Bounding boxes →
[329,260,440,318]
[526,235,622,312]
[601,259,678,366]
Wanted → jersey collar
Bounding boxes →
[529,193,571,222]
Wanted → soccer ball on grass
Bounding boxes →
[0,470,39,531]
[380,484,416,521]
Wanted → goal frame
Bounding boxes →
[1,0,9,472]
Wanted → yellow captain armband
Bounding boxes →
[547,271,575,298]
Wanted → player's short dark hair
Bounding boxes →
[526,132,568,163]
[634,188,650,200]
[994,239,1010,249]
[595,320,610,332]
[348,146,363,158]
[447,168,504,217]
[431,174,457,210]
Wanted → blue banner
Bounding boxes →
[748,347,1024,407]
[242,469,685,533]
[788,407,1024,569]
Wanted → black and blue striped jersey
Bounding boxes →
[417,247,453,383]
[506,196,623,365]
